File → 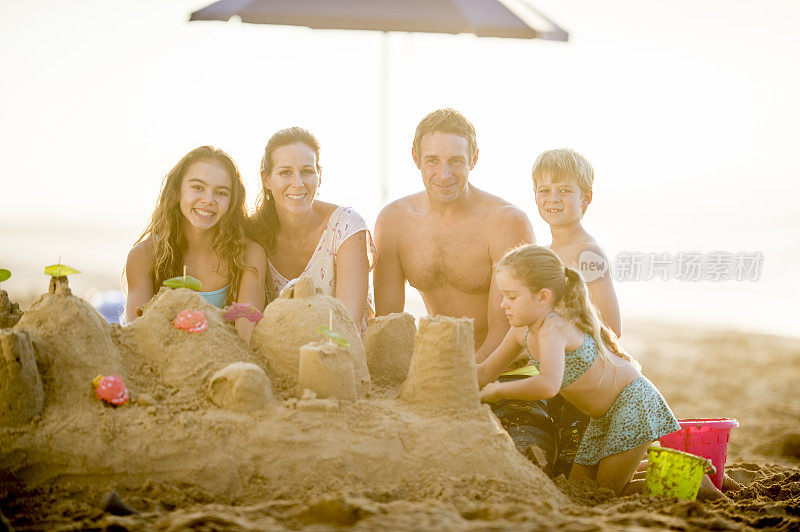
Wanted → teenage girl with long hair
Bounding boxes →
[477,244,679,495]
[125,146,267,342]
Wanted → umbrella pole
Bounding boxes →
[379,31,389,204]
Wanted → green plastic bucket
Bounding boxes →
[645,446,716,500]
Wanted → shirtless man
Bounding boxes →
[374,108,534,363]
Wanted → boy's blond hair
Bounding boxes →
[531,148,594,199]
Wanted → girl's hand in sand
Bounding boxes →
[479,382,504,403]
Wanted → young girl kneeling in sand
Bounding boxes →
[477,245,679,495]
[125,146,267,342]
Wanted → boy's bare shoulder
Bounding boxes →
[558,232,609,265]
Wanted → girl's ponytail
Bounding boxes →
[499,244,638,370]
[562,266,639,370]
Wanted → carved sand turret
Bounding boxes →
[208,362,273,413]
[0,290,23,328]
[0,329,44,425]
[297,341,357,400]
[364,313,416,387]
[14,276,123,409]
[250,277,370,397]
[400,316,480,410]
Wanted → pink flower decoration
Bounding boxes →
[173,309,208,333]
[223,303,263,323]
[92,375,130,406]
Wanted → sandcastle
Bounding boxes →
[0,277,566,511]
[251,277,371,397]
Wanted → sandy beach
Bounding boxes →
[1,280,798,531]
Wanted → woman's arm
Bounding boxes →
[235,241,268,343]
[476,327,524,388]
[124,240,155,324]
[334,230,370,326]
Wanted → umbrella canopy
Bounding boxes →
[190,0,568,41]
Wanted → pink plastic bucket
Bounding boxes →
[659,418,739,489]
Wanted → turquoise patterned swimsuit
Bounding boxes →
[523,312,680,465]
[523,312,597,389]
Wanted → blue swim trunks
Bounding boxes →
[575,376,680,465]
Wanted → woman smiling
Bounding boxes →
[248,127,375,334]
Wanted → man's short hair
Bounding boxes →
[531,148,594,198]
[413,108,477,159]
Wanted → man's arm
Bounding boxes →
[373,204,406,316]
[475,207,535,363]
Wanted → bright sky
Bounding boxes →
[2,0,799,336]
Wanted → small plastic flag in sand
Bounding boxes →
[163,267,203,291]
[163,275,203,291]
[173,309,208,333]
[92,375,130,406]
[223,303,263,323]
[316,311,349,347]
[44,264,80,277]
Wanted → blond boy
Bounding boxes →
[532,149,621,337]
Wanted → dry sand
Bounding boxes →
[1,281,799,531]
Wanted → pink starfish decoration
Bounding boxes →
[173,309,208,333]
[92,375,130,406]
[223,303,263,323]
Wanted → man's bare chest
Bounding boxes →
[398,224,492,293]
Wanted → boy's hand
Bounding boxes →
[479,381,504,403]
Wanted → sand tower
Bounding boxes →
[364,312,416,387]
[0,329,44,425]
[14,277,124,410]
[0,290,23,328]
[400,315,481,410]
[122,288,261,399]
[250,277,370,397]
[297,341,357,400]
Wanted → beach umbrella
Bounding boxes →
[189,0,568,201]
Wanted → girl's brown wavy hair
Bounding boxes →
[133,146,250,305]
[498,244,639,371]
